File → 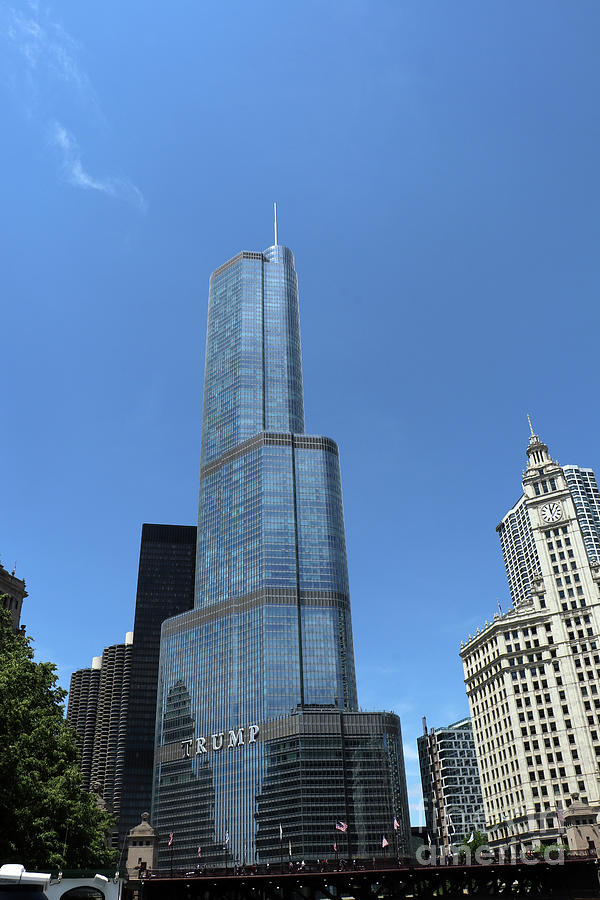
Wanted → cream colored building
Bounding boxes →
[460,426,600,848]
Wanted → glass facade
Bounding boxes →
[418,718,486,852]
[152,241,409,866]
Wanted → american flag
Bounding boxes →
[335,821,348,833]
[197,846,201,859]
[382,835,389,849]
[168,832,173,847]
[393,816,399,832]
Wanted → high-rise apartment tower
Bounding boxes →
[151,223,410,867]
[461,426,600,848]
[418,717,486,852]
[67,633,133,845]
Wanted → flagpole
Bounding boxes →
[279,825,283,874]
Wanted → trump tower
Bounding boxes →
[151,216,410,867]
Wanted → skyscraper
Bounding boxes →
[417,717,486,853]
[67,633,133,845]
[67,658,102,792]
[151,223,410,866]
[563,466,600,565]
[461,426,600,847]
[118,524,197,846]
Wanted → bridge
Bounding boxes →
[137,857,600,899]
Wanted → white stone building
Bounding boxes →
[460,425,600,848]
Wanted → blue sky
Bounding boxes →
[2,1,599,825]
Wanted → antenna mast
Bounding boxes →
[274,201,278,245]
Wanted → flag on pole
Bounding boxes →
[498,600,502,614]
[168,832,173,847]
[225,831,230,845]
[333,841,337,853]
[335,821,348,833]
[279,823,283,840]
[288,839,292,858]
[197,846,201,859]
[427,833,432,848]
[466,832,474,844]
[382,835,389,849]
[393,816,399,832]
[557,809,565,824]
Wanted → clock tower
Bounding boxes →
[461,422,600,849]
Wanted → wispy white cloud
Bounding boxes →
[51,121,146,211]
[1,2,145,211]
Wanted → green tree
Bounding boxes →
[460,830,489,850]
[0,602,116,869]
[457,830,490,861]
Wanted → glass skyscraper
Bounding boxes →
[151,234,409,866]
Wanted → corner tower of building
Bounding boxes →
[152,228,410,866]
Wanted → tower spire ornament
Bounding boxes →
[527,413,535,439]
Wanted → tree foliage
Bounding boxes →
[0,602,116,869]
[460,830,489,851]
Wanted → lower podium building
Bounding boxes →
[153,696,407,866]
[151,229,409,867]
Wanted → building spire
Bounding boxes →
[273,201,278,246]
[525,414,551,469]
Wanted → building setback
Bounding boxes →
[118,524,197,847]
[461,425,600,848]
[151,224,410,867]
[417,717,486,852]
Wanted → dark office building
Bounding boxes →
[118,524,197,847]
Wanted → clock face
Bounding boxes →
[541,502,562,523]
